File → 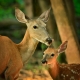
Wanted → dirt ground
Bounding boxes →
[17,69,53,80]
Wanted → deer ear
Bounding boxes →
[58,41,68,54]
[38,7,51,23]
[15,8,30,23]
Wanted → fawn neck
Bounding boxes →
[17,29,39,64]
[48,55,59,79]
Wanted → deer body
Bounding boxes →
[49,59,80,80]
[0,36,23,79]
[42,41,80,80]
[0,8,52,80]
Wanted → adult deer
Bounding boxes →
[0,8,52,80]
[42,41,80,80]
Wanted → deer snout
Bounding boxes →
[46,38,52,45]
[41,59,47,64]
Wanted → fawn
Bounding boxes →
[42,41,80,80]
[0,8,52,80]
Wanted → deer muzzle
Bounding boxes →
[46,38,52,45]
[41,54,48,64]
[42,59,47,64]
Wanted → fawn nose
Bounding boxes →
[41,59,47,64]
[46,38,52,44]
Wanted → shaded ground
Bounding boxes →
[17,68,52,80]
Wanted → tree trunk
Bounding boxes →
[24,0,33,18]
[64,0,76,25]
[50,0,80,63]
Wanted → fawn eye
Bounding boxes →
[33,26,38,29]
[51,54,54,56]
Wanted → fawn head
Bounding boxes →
[42,41,68,64]
[15,8,52,46]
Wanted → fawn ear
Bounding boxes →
[57,41,68,54]
[15,8,30,23]
[38,7,51,23]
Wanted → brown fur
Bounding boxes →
[42,41,80,80]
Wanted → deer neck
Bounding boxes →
[48,56,59,79]
[17,30,39,64]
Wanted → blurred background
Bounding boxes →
[0,0,80,80]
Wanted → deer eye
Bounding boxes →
[51,54,54,56]
[33,26,38,29]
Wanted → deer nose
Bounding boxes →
[41,59,47,64]
[46,38,52,44]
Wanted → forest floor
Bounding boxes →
[17,67,52,80]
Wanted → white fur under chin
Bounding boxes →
[35,38,49,46]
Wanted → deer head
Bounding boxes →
[42,41,68,64]
[15,8,52,46]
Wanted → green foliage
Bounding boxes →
[16,0,24,7]
[41,44,47,51]
[57,53,67,64]
[0,0,24,21]
[25,63,33,70]
[0,0,24,7]
[12,30,22,38]
[0,8,14,21]
[0,0,15,7]
[73,0,80,16]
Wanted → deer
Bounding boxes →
[42,41,80,80]
[0,8,52,80]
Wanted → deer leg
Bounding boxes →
[5,65,22,80]
[5,69,13,80]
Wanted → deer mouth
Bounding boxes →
[42,60,47,64]
[41,59,53,66]
[34,37,52,46]
[46,38,52,46]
